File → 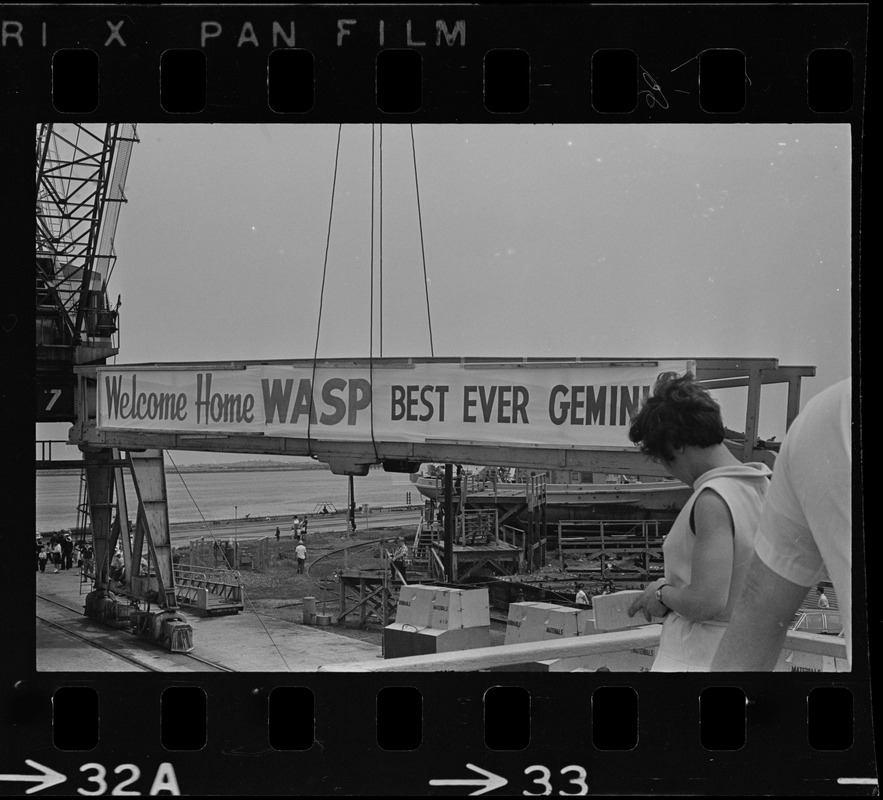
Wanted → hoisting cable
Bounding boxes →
[410,124,435,356]
[165,454,235,570]
[379,123,384,357]
[166,452,295,672]
[307,123,344,462]
[368,124,380,464]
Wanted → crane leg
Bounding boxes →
[81,448,193,652]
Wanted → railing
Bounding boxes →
[36,440,75,463]
[460,509,498,545]
[499,524,523,549]
[556,519,663,576]
[173,565,243,613]
[430,547,447,582]
[320,627,847,672]
[410,519,440,571]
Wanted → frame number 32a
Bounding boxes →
[78,762,180,796]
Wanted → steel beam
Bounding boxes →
[128,449,177,609]
[111,448,133,567]
[83,450,115,588]
[71,357,814,477]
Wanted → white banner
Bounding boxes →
[95,360,692,450]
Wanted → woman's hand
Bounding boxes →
[627,579,669,622]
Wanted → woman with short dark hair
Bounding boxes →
[626,373,772,671]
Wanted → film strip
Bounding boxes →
[3,3,871,796]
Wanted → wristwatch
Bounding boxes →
[655,582,669,608]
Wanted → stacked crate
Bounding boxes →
[499,601,596,672]
[384,585,491,658]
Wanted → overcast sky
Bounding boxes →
[39,123,853,464]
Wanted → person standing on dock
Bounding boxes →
[275,526,281,542]
[575,584,589,606]
[82,543,94,576]
[110,549,124,582]
[626,372,772,671]
[51,541,62,573]
[389,537,409,583]
[61,532,74,570]
[817,586,830,609]
[295,539,307,574]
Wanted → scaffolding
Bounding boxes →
[555,519,664,580]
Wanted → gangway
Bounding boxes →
[172,565,244,616]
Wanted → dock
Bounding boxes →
[36,569,382,672]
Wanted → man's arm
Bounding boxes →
[711,553,810,671]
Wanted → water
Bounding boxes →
[36,468,420,532]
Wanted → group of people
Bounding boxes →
[573,580,619,607]
[622,372,851,672]
[109,547,150,584]
[36,531,73,572]
[275,517,309,541]
[36,530,93,574]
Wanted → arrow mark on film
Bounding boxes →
[0,760,67,794]
[429,763,508,796]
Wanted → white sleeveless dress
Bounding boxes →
[651,463,772,672]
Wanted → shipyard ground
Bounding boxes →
[36,508,638,672]
[37,567,386,672]
[36,512,513,672]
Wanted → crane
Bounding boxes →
[36,124,193,652]
[36,123,137,421]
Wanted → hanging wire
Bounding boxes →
[370,123,375,361]
[368,125,380,463]
[308,124,344,458]
[166,452,295,672]
[379,123,384,357]
[165,454,234,569]
[410,124,435,356]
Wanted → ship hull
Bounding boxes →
[411,476,691,526]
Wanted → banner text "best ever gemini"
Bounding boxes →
[102,373,652,428]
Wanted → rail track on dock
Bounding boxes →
[37,594,235,672]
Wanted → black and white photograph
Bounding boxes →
[7,3,871,796]
[35,122,853,674]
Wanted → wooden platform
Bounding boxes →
[337,569,397,626]
[442,540,523,582]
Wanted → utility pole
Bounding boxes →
[348,476,357,532]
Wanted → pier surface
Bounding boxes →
[36,568,382,672]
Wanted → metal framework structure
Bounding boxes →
[72,356,816,476]
[36,123,137,422]
[34,124,195,649]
